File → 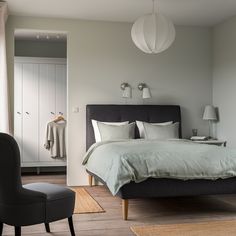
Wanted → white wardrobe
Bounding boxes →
[14,57,67,167]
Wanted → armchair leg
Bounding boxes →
[68,216,75,236]
[0,222,3,236]
[45,223,50,233]
[15,226,21,236]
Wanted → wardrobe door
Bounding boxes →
[14,63,23,156]
[55,64,67,117]
[39,63,56,162]
[22,63,39,163]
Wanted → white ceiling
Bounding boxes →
[5,0,236,26]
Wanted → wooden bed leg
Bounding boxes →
[122,199,129,220]
[88,174,93,187]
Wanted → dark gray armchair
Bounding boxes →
[0,133,76,236]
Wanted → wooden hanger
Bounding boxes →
[53,115,66,123]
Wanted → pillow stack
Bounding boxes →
[92,119,179,142]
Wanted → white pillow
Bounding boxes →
[92,120,129,142]
[143,122,179,140]
[136,120,173,138]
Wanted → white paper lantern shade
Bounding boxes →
[131,13,176,54]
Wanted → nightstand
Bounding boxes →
[192,139,227,147]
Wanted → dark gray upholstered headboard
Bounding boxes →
[86,105,182,150]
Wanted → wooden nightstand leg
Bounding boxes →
[88,174,93,187]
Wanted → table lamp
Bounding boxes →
[203,105,217,138]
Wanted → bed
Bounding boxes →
[85,104,236,220]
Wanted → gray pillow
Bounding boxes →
[143,122,179,140]
[97,122,135,141]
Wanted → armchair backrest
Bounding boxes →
[0,133,22,204]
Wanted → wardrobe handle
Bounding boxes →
[51,112,55,115]
[17,112,21,115]
[26,112,29,115]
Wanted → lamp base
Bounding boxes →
[208,120,214,139]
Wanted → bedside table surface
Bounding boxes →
[194,139,225,143]
[192,139,227,146]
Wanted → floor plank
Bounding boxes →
[3,174,236,235]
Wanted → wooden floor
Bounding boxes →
[3,174,236,235]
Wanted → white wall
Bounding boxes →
[6,16,212,185]
[213,16,236,147]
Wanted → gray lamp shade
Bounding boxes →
[142,87,151,99]
[203,105,217,120]
[122,86,131,98]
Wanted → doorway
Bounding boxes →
[14,29,68,176]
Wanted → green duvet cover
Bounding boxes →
[82,139,236,195]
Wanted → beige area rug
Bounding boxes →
[131,220,236,236]
[71,187,105,214]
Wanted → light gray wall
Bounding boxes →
[6,16,212,185]
[213,16,236,147]
[15,40,66,58]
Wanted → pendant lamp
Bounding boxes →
[131,0,175,54]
